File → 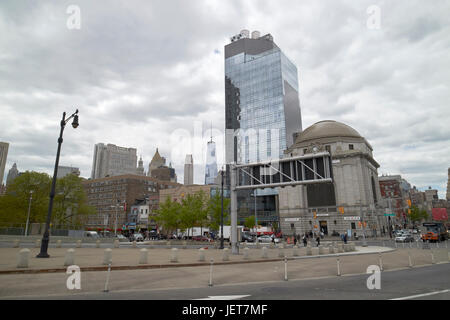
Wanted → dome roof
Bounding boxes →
[294,120,362,144]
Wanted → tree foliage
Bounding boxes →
[207,192,230,232]
[409,205,429,224]
[244,216,256,229]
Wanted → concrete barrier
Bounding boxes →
[114,240,119,248]
[328,245,334,254]
[182,241,187,249]
[278,245,285,258]
[306,246,312,256]
[139,248,148,264]
[344,244,351,252]
[13,240,20,248]
[17,248,30,268]
[35,239,41,248]
[103,249,112,265]
[261,247,268,259]
[293,245,299,257]
[96,240,101,248]
[198,248,205,262]
[243,247,250,260]
[269,243,275,249]
[338,244,344,253]
[222,248,230,261]
[132,241,137,248]
[64,249,75,266]
[76,240,82,248]
[318,246,325,255]
[170,248,178,263]
[56,240,62,248]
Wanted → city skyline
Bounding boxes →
[0,1,449,198]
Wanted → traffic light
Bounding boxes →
[407,199,412,207]
[339,207,344,214]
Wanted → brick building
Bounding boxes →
[82,174,180,230]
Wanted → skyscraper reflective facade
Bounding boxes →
[205,140,218,185]
[225,31,302,165]
[224,30,303,225]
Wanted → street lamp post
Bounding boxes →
[25,190,33,236]
[37,109,79,258]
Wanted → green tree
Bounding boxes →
[409,205,429,226]
[154,196,182,236]
[0,171,51,227]
[179,191,209,237]
[207,192,230,232]
[53,174,96,227]
[244,216,256,229]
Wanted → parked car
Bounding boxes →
[130,233,144,242]
[241,232,255,242]
[395,233,414,242]
[83,231,99,238]
[192,235,211,242]
[257,235,273,243]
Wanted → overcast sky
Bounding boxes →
[1,0,449,198]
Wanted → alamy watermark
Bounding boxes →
[366,265,381,290]
[66,265,81,290]
[366,5,381,30]
[66,5,81,30]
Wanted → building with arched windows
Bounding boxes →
[278,120,387,237]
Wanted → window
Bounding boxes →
[349,144,354,150]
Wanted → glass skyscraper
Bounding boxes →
[224,30,303,225]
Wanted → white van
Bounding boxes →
[83,231,99,238]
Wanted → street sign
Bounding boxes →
[384,213,395,217]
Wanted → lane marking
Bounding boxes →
[390,289,450,300]
[194,295,251,300]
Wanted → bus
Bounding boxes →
[421,222,448,242]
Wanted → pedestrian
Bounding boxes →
[293,236,297,246]
[316,234,320,247]
[344,232,348,244]
[302,234,307,247]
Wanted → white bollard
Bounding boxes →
[209,259,214,287]
[242,247,250,260]
[284,257,288,281]
[13,240,20,248]
[306,246,312,256]
[198,248,205,262]
[56,240,62,248]
[76,240,82,248]
[182,241,187,249]
[139,248,148,264]
[170,248,178,263]
[261,246,268,259]
[167,240,171,247]
[114,240,119,248]
[103,248,112,265]
[64,249,75,266]
[35,239,41,248]
[337,257,341,276]
[222,248,230,261]
[379,252,383,271]
[132,241,137,248]
[96,240,101,248]
[103,263,112,293]
[408,251,413,268]
[17,248,30,268]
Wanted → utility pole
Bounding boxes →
[25,190,33,236]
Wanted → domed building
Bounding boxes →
[278,120,386,238]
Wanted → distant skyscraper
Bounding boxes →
[225,30,302,164]
[0,142,9,184]
[57,166,80,179]
[6,162,19,186]
[91,143,138,179]
[148,148,166,177]
[205,139,218,185]
[184,154,194,185]
[136,156,145,176]
[224,30,303,225]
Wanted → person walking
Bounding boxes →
[293,235,297,246]
[316,234,320,247]
[344,232,348,244]
[302,234,307,247]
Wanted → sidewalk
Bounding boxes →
[0,246,448,299]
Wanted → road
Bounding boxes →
[3,262,449,300]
